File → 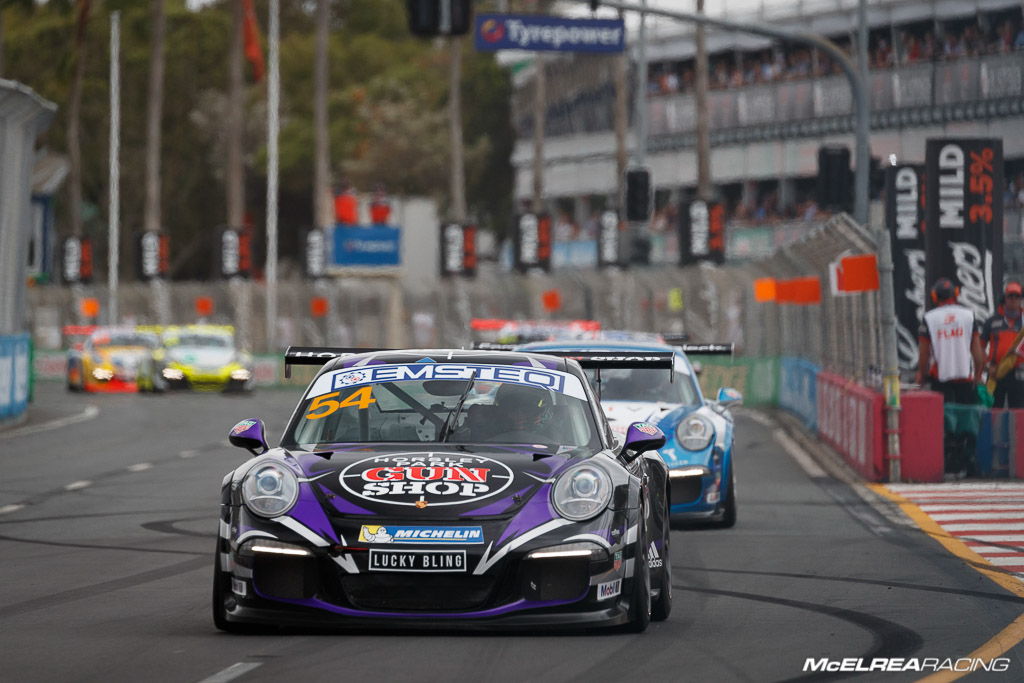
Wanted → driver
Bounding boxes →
[494,383,553,435]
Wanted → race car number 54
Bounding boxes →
[306,386,376,419]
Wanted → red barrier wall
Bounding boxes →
[1015,411,1024,479]
[816,372,885,481]
[898,391,944,482]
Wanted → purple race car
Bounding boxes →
[214,347,673,632]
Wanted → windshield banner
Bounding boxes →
[306,363,587,400]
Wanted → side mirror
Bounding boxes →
[619,421,667,463]
[716,387,743,409]
[229,418,269,456]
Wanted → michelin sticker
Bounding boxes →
[305,363,587,401]
[359,525,484,544]
[340,452,515,507]
[597,579,622,600]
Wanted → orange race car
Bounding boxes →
[66,326,161,393]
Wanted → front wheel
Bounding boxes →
[625,521,652,633]
[651,501,672,621]
[711,468,737,529]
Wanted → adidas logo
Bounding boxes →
[648,540,663,569]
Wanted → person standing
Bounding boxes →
[981,281,1024,408]
[916,277,985,404]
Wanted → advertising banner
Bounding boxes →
[0,333,30,420]
[440,223,477,277]
[475,14,625,53]
[61,236,93,284]
[136,231,169,281]
[597,210,621,268]
[515,213,551,272]
[679,200,725,265]
[305,228,326,279]
[331,226,401,267]
[924,138,1004,322]
[885,164,926,370]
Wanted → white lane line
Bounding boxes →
[0,504,25,515]
[943,522,1024,532]
[889,483,1024,490]
[198,662,263,683]
[930,512,1024,521]
[64,480,92,491]
[956,534,1024,543]
[773,429,826,478]
[179,450,198,458]
[985,557,1024,567]
[920,504,1024,512]
[2,405,100,439]
[127,463,153,472]
[970,544,1024,554]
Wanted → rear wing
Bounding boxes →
[474,341,734,356]
[284,346,394,378]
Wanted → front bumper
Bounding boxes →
[667,465,719,516]
[166,365,252,392]
[217,509,641,630]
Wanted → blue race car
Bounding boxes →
[519,340,742,527]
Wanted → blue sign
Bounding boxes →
[475,14,625,53]
[0,333,31,421]
[332,226,401,267]
[779,356,819,430]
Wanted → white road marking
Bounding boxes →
[944,522,1024,532]
[0,504,25,515]
[197,662,263,683]
[773,429,826,478]
[920,504,1024,512]
[958,534,1024,543]
[930,512,1024,521]
[985,557,1024,567]
[970,544,1024,554]
[127,463,153,472]
[2,405,99,438]
[64,480,92,491]
[179,450,198,458]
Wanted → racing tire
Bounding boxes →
[624,521,652,633]
[651,500,672,622]
[711,469,737,529]
[212,541,263,634]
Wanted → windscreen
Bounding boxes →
[285,362,600,450]
[166,333,231,348]
[90,333,159,349]
[585,367,699,405]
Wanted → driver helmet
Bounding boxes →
[495,383,552,431]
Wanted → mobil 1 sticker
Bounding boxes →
[339,452,514,507]
[369,549,467,573]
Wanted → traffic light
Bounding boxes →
[625,168,651,221]
[407,0,472,37]
[816,146,852,212]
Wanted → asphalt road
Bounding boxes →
[2,382,1023,682]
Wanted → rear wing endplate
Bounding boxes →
[283,346,393,378]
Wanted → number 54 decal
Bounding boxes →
[305,386,376,419]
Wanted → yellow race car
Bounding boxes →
[137,325,253,393]
[66,327,161,393]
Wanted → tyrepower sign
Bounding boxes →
[61,236,93,285]
[475,14,625,53]
[597,210,621,268]
[679,200,725,265]
[136,231,169,281]
[515,213,551,272]
[924,138,1003,321]
[885,164,926,370]
[440,223,477,277]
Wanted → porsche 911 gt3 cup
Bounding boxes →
[520,340,741,527]
[138,325,253,393]
[65,327,160,393]
[213,347,675,632]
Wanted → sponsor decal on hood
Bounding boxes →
[358,525,484,544]
[339,452,515,507]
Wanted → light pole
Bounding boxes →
[581,0,899,480]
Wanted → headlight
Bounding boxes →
[241,462,299,517]
[677,414,714,451]
[551,463,612,521]
[162,367,184,380]
[92,367,114,381]
[230,368,251,381]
